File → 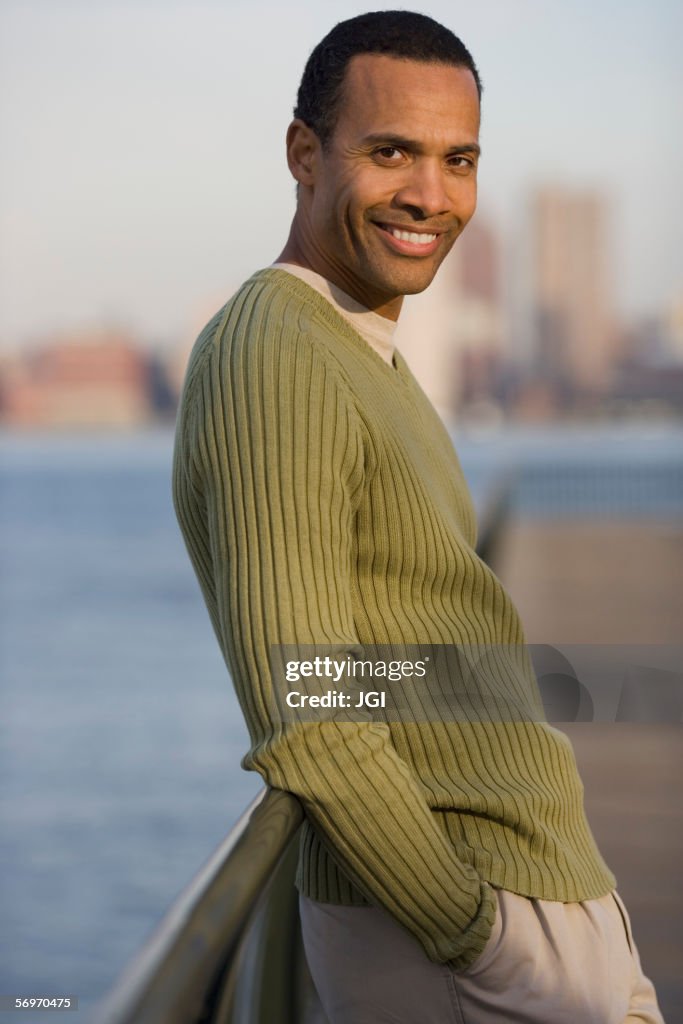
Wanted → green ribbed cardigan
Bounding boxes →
[171,268,616,970]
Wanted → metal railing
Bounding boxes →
[474,469,517,567]
[91,789,311,1024]
[91,477,516,1024]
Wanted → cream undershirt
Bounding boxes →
[271,262,397,367]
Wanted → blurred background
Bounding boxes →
[1,0,681,1020]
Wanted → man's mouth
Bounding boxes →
[386,227,437,244]
[374,222,443,256]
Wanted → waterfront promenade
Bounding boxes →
[496,518,683,1018]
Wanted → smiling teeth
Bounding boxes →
[390,228,437,244]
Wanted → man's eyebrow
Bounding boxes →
[361,133,481,157]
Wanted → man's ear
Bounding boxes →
[286,118,320,187]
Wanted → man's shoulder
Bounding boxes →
[188,267,333,374]
[180,268,359,416]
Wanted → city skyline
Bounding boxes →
[4,181,681,431]
[0,0,681,351]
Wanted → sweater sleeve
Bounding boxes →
[178,303,496,969]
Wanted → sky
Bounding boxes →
[0,0,681,351]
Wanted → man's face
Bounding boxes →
[301,54,481,316]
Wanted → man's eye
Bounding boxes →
[449,155,475,171]
[374,146,403,162]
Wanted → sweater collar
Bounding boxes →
[271,262,397,368]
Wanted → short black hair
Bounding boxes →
[294,10,482,149]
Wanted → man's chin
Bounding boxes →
[382,266,443,297]
[351,252,450,308]
[369,248,454,298]
[399,277,440,296]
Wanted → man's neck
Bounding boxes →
[276,225,403,322]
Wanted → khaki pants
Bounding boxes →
[299,887,665,1023]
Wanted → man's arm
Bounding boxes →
[174,305,495,969]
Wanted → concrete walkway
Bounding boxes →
[495,517,682,1019]
[495,518,682,645]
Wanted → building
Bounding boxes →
[0,329,152,429]
[530,186,616,395]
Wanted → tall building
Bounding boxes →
[665,292,683,363]
[531,187,616,393]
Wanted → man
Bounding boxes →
[172,11,664,1023]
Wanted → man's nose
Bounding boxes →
[393,159,451,218]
